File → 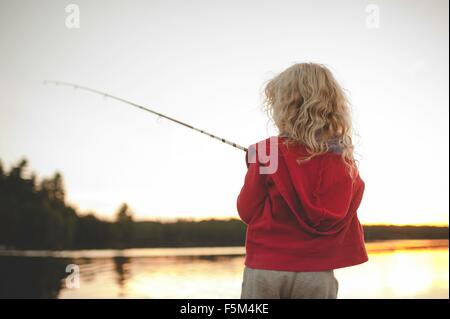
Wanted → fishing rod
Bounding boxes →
[43,80,247,152]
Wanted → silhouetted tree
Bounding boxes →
[115,203,134,248]
[40,172,65,203]
[116,203,133,223]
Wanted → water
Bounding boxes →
[0,240,448,299]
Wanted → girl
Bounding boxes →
[237,63,368,299]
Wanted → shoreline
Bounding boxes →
[0,239,448,259]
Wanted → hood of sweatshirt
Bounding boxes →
[263,136,365,236]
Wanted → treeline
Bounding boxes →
[0,158,448,250]
[0,158,137,250]
[0,158,245,250]
[364,225,449,241]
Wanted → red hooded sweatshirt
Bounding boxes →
[237,136,368,272]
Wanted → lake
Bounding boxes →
[0,239,448,299]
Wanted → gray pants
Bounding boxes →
[240,266,339,299]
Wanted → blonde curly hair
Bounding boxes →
[263,62,358,178]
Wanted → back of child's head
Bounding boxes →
[263,62,357,177]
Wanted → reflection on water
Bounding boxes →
[0,240,448,299]
[0,256,69,298]
[335,247,449,298]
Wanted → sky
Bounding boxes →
[0,0,448,225]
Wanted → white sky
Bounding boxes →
[0,0,448,225]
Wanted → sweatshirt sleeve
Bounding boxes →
[236,146,268,225]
